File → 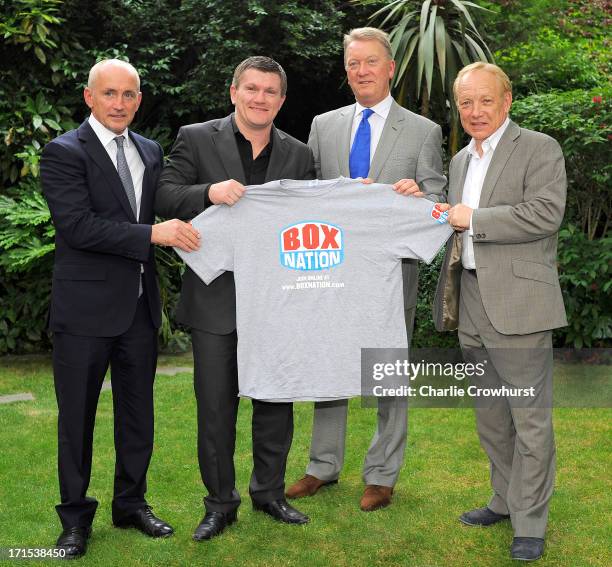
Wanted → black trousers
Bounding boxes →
[191,329,293,513]
[53,295,157,528]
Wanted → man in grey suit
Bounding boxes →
[433,62,567,562]
[286,27,446,511]
[156,56,314,540]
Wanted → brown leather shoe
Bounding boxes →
[360,485,393,511]
[285,475,338,499]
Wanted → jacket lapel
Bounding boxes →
[369,100,404,181]
[129,132,155,223]
[478,120,521,208]
[211,115,247,185]
[78,121,137,222]
[336,105,354,177]
[450,150,471,206]
[265,126,288,182]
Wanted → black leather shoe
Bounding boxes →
[193,510,238,541]
[113,506,174,538]
[511,537,545,561]
[253,498,309,524]
[459,506,510,526]
[56,526,91,559]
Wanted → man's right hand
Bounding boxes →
[151,219,200,252]
[209,179,246,205]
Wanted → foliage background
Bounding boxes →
[0,0,610,354]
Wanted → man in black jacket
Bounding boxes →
[156,56,314,540]
[41,59,199,559]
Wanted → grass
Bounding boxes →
[0,355,610,567]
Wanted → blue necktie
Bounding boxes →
[349,108,374,179]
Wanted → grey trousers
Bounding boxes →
[305,307,415,487]
[458,270,555,538]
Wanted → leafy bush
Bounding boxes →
[555,225,611,348]
[496,29,605,97]
[414,252,459,349]
[511,87,611,240]
[0,182,55,354]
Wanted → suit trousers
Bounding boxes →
[306,306,415,486]
[53,293,157,528]
[191,329,294,513]
[458,269,555,538]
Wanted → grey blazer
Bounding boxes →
[308,99,446,309]
[433,120,568,335]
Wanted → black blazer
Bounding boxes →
[41,120,163,336]
[156,114,315,333]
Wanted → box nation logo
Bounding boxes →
[280,221,344,271]
[430,203,449,224]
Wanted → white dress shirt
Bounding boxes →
[461,117,510,269]
[350,93,394,160]
[88,114,145,219]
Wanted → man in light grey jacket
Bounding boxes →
[286,27,446,512]
[434,62,567,562]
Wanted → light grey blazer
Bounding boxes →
[433,120,568,335]
[308,99,446,309]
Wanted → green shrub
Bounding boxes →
[496,29,605,97]
[555,225,611,348]
[511,87,611,240]
[414,252,459,349]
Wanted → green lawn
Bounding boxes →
[0,355,609,567]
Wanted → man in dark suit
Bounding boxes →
[156,56,314,540]
[41,59,200,559]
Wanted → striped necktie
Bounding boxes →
[114,135,143,297]
[114,135,137,218]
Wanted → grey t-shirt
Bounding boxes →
[177,177,452,401]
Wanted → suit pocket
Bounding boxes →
[512,259,556,285]
[53,265,107,281]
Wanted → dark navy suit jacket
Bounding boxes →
[41,120,163,336]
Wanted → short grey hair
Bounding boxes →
[88,59,140,90]
[343,27,393,63]
[453,62,512,101]
[232,56,288,97]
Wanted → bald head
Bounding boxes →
[88,59,140,91]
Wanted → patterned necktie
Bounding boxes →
[349,108,374,179]
[114,135,142,297]
[114,135,137,218]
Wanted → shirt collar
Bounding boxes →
[88,114,130,148]
[467,117,510,158]
[354,93,393,120]
[231,113,273,151]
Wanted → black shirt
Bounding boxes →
[232,115,272,186]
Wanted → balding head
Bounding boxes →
[88,59,140,91]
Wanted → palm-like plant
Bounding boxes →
[359,0,494,154]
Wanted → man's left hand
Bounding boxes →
[393,178,424,197]
[448,204,473,232]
